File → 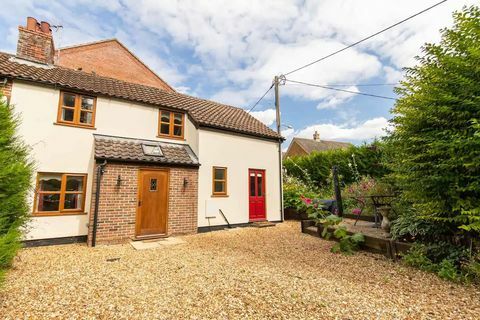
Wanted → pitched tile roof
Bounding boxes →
[94,134,199,166]
[0,52,281,141]
[293,137,352,154]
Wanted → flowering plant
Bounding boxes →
[300,195,329,220]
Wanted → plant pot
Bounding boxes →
[378,206,391,232]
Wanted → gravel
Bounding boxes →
[1,221,479,319]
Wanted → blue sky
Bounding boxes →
[1,0,476,148]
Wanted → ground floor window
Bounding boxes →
[33,173,87,216]
[212,166,227,196]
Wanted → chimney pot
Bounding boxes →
[313,130,320,141]
[26,17,37,31]
[40,21,51,34]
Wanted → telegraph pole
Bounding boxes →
[274,75,284,221]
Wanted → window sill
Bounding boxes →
[32,212,88,217]
[54,122,96,130]
[156,135,185,141]
[211,194,229,198]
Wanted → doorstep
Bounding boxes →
[250,221,276,228]
[130,237,186,250]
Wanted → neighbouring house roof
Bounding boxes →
[56,39,176,93]
[289,137,352,155]
[94,134,199,167]
[0,51,281,141]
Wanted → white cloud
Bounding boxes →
[383,66,403,84]
[296,117,391,143]
[2,0,477,109]
[250,108,277,126]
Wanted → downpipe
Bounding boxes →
[91,160,107,247]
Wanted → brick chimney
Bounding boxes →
[16,17,55,64]
[313,130,320,141]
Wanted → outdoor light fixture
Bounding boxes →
[183,177,188,188]
[116,175,122,187]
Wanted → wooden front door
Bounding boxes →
[249,169,266,221]
[136,169,169,237]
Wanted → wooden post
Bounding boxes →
[332,166,343,217]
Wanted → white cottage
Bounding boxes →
[1,18,283,246]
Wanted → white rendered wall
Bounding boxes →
[197,129,281,227]
[10,81,198,240]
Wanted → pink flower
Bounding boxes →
[300,195,312,205]
[352,208,362,215]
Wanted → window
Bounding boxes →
[212,167,227,196]
[158,110,184,139]
[57,91,96,128]
[142,143,163,157]
[34,173,87,215]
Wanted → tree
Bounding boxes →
[388,6,480,239]
[0,93,33,282]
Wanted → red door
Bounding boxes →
[249,169,266,221]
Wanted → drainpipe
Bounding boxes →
[91,160,107,247]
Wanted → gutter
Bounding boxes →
[91,160,107,247]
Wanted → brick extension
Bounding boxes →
[57,39,174,92]
[88,162,198,245]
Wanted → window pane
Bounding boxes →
[62,108,75,122]
[174,113,182,125]
[66,176,84,191]
[214,168,225,180]
[257,176,263,196]
[250,176,256,196]
[173,125,182,136]
[79,111,93,124]
[39,174,62,191]
[161,111,170,123]
[214,181,225,193]
[160,123,170,135]
[64,194,82,210]
[63,93,75,107]
[81,97,94,110]
[37,194,60,211]
[150,178,157,191]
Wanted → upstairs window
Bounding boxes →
[57,91,96,128]
[212,167,228,196]
[34,173,87,216]
[158,110,184,139]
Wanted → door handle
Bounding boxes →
[138,200,142,207]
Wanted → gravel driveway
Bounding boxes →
[1,221,479,319]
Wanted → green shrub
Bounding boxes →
[283,140,389,190]
[0,94,33,284]
[387,5,480,245]
[437,259,460,282]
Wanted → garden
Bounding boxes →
[283,6,480,285]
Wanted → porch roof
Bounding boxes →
[93,134,200,167]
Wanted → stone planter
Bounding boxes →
[378,206,392,232]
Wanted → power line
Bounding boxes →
[247,84,274,113]
[291,82,398,87]
[284,0,448,76]
[285,79,397,101]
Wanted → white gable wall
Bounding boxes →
[197,129,281,227]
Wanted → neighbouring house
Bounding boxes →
[0,17,283,246]
[284,131,351,158]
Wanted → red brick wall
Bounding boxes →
[1,79,12,101]
[88,162,198,245]
[57,40,174,92]
[16,27,55,64]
